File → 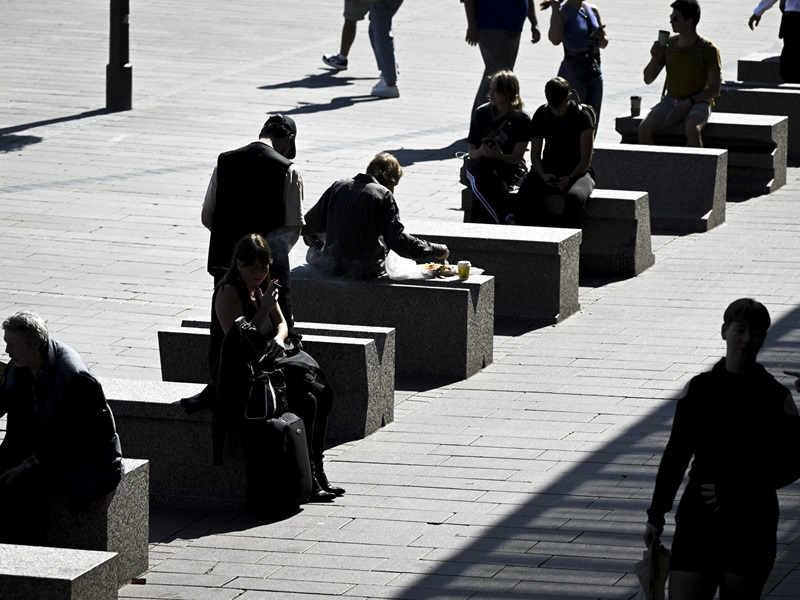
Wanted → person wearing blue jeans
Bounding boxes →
[541,0,608,126]
[369,0,404,98]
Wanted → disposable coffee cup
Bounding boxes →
[630,95,642,117]
[457,260,471,279]
[658,29,670,47]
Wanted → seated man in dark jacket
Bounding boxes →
[0,311,123,544]
[303,152,449,279]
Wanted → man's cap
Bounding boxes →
[262,114,297,159]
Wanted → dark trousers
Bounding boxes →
[780,12,800,84]
[0,469,45,545]
[516,171,595,228]
[465,157,517,224]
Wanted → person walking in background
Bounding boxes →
[748,0,800,83]
[465,70,531,226]
[638,0,721,147]
[643,298,800,600]
[322,0,377,71]
[540,0,608,124]
[368,0,404,98]
[462,0,541,115]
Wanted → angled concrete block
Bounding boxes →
[717,82,800,161]
[737,52,783,84]
[291,268,494,380]
[406,218,580,323]
[616,112,787,199]
[40,458,149,587]
[0,544,118,600]
[593,144,727,233]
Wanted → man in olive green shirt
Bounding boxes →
[639,0,722,147]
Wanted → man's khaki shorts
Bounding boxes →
[647,95,712,128]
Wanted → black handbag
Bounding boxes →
[569,51,602,85]
[245,366,287,421]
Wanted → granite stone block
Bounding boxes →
[407,216,579,323]
[536,190,654,277]
[717,82,800,161]
[101,377,247,509]
[0,544,118,600]
[593,144,727,233]
[290,267,495,380]
[40,458,149,587]
[737,52,783,84]
[460,187,650,279]
[615,112,788,199]
[159,322,395,443]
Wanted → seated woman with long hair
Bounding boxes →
[465,69,531,225]
[211,233,344,509]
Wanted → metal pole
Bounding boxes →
[106,0,132,111]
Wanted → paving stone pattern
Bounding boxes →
[1,0,799,598]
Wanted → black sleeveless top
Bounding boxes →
[209,277,275,370]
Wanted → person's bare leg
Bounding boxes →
[668,570,718,600]
[684,109,709,148]
[639,110,667,144]
[340,19,357,57]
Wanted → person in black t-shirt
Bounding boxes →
[515,76,595,227]
[465,70,531,225]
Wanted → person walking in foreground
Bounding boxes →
[639,0,721,147]
[643,298,800,599]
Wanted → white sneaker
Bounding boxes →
[371,79,400,98]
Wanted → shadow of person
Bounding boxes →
[383,138,468,167]
[258,70,374,91]
[0,134,43,153]
[0,108,108,153]
[278,95,382,116]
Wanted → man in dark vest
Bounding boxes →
[202,115,304,327]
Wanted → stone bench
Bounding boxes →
[291,267,494,380]
[158,321,395,442]
[409,214,581,319]
[40,458,149,587]
[737,52,783,85]
[592,144,727,233]
[716,82,800,162]
[0,544,119,600]
[101,378,245,508]
[460,188,654,277]
[615,112,788,199]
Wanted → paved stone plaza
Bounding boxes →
[2,0,799,598]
